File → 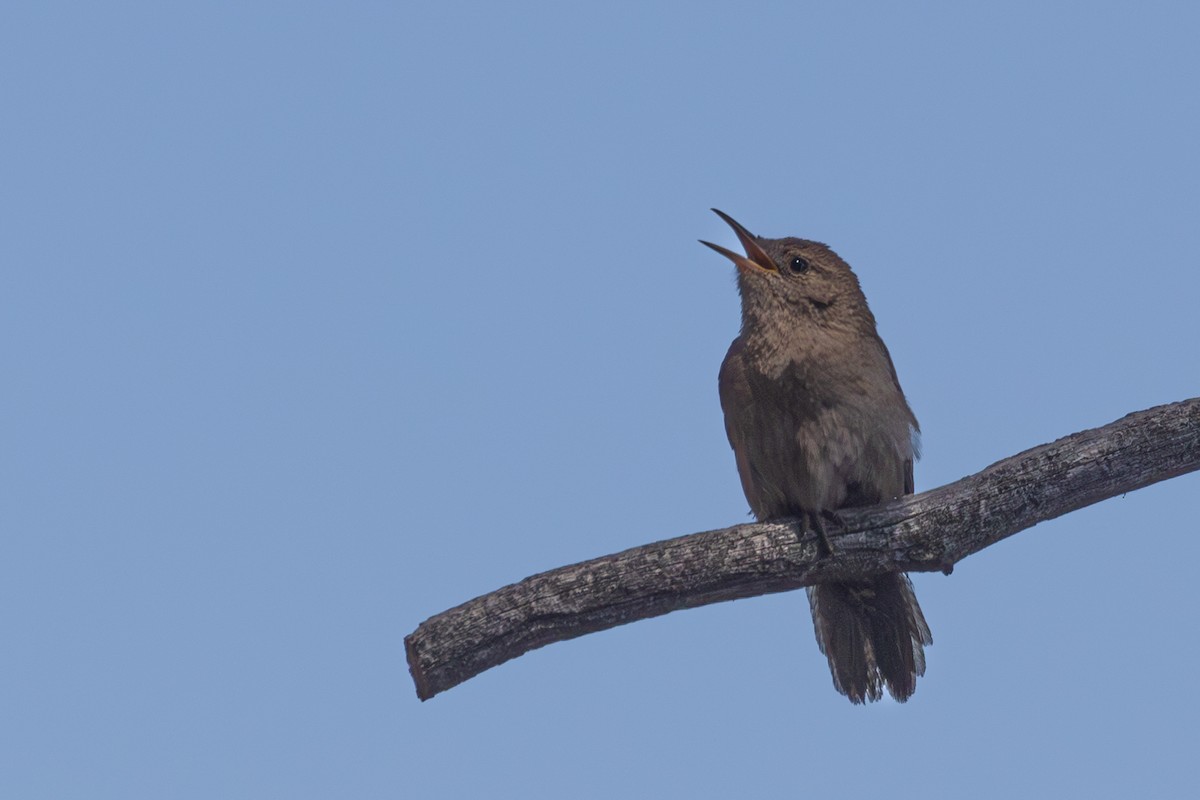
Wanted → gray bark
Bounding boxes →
[405,398,1200,701]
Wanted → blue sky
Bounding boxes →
[4,2,1199,797]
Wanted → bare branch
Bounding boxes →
[405,398,1200,700]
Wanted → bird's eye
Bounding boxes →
[788,256,810,274]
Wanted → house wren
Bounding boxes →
[701,209,931,704]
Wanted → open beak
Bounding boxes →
[699,209,777,274]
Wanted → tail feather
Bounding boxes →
[807,573,931,704]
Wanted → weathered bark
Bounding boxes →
[406,398,1200,701]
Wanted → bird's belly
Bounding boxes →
[746,404,907,518]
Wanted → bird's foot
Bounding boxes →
[804,510,838,557]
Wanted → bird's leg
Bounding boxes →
[805,509,836,557]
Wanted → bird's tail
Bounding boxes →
[806,573,932,704]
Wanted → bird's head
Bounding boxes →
[700,208,873,334]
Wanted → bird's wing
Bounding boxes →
[718,336,764,514]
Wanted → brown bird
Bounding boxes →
[701,209,931,704]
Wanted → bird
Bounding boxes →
[700,208,931,704]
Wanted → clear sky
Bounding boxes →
[4,2,1199,798]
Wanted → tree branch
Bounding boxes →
[405,398,1200,700]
